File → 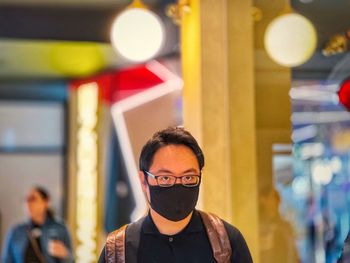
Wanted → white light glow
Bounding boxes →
[264,13,317,67]
[292,125,317,143]
[311,161,333,185]
[76,82,99,263]
[289,88,339,104]
[331,156,342,174]
[110,8,164,62]
[292,176,310,197]
[300,143,324,160]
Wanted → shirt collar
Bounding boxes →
[142,209,204,235]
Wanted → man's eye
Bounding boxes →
[158,176,171,182]
[183,175,196,181]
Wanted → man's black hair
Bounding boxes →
[139,126,205,172]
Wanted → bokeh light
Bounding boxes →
[110,8,164,62]
[264,13,317,67]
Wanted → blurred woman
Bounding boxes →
[1,186,74,263]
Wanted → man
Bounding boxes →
[99,126,253,263]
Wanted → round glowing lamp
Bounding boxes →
[110,7,164,62]
[264,13,317,67]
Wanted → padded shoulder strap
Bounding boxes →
[105,216,146,263]
[106,225,127,263]
[198,210,232,263]
[125,216,145,263]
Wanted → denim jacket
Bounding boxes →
[1,217,74,263]
[338,233,350,263]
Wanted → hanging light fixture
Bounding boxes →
[110,0,165,62]
[264,1,317,67]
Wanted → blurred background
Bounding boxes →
[1,0,350,262]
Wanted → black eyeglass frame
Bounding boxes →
[143,170,201,188]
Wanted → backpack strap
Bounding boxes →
[105,225,127,263]
[105,217,145,263]
[124,217,145,263]
[105,212,231,263]
[198,210,232,263]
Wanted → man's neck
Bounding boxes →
[150,209,193,235]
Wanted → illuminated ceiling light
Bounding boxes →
[110,0,165,62]
[264,12,317,67]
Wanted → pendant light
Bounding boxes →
[110,0,165,62]
[264,0,317,67]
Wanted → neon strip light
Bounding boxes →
[76,82,99,263]
[111,61,183,221]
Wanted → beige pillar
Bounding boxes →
[182,0,260,261]
[227,2,260,262]
[253,1,293,262]
[253,0,292,192]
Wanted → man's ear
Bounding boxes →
[139,171,147,190]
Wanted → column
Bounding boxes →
[181,0,260,261]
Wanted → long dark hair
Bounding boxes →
[33,186,55,219]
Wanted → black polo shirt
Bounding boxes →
[98,210,253,263]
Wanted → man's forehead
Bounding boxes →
[149,146,199,170]
[154,144,194,155]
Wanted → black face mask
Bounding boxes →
[147,184,200,222]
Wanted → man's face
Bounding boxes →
[139,144,200,202]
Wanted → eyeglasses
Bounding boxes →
[143,170,201,188]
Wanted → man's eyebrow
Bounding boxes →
[182,168,200,174]
[153,168,199,174]
[153,169,174,174]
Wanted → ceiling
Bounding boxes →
[291,0,350,81]
[0,0,177,80]
[0,0,349,80]
[0,0,128,6]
